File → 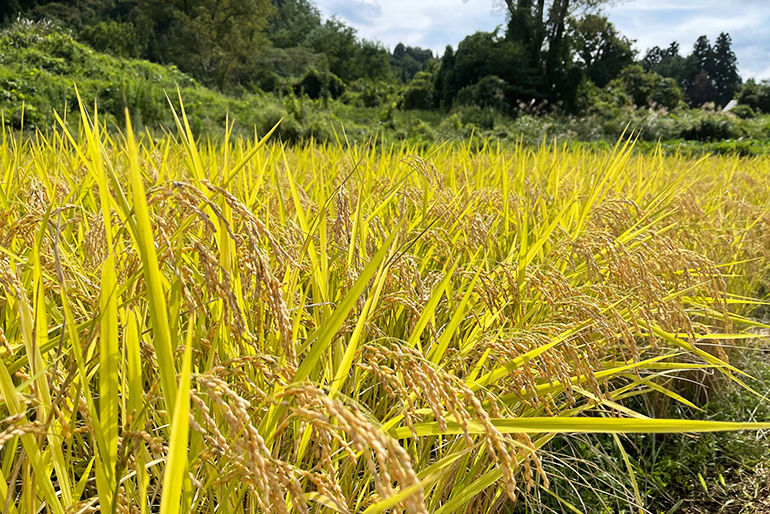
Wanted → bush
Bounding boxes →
[737,79,770,114]
[456,75,511,113]
[401,71,434,110]
[458,105,496,130]
[680,112,740,141]
[608,65,685,111]
[729,104,756,119]
[296,68,345,101]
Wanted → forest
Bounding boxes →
[3,0,770,152]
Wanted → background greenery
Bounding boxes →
[3,0,770,153]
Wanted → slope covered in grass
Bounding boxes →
[0,20,302,136]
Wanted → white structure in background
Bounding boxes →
[723,99,738,112]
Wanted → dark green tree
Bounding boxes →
[456,75,511,112]
[391,43,434,82]
[498,0,612,106]
[355,40,394,82]
[402,71,435,110]
[434,30,540,110]
[681,35,714,106]
[132,0,275,91]
[267,0,321,48]
[642,42,689,87]
[302,17,359,82]
[570,13,634,87]
[737,79,770,113]
[710,32,741,107]
[433,45,456,108]
[609,64,683,110]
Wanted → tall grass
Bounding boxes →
[1,102,770,514]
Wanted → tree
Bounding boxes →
[692,35,712,71]
[689,69,715,107]
[354,40,394,82]
[456,75,511,112]
[497,0,610,106]
[267,0,321,49]
[570,13,634,87]
[134,0,275,91]
[737,79,770,113]
[643,41,688,89]
[682,35,714,106]
[391,43,434,82]
[402,71,435,110]
[609,64,684,110]
[433,45,456,108]
[302,17,359,82]
[710,32,741,107]
[434,29,540,110]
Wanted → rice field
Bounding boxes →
[1,102,770,514]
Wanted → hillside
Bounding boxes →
[0,20,290,135]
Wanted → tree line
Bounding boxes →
[1,0,749,116]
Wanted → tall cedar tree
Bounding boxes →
[711,32,741,107]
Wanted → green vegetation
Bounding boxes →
[5,19,770,153]
[1,0,767,151]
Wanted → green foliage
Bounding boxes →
[711,32,742,106]
[738,79,770,114]
[0,22,270,133]
[728,104,755,119]
[401,71,435,110]
[435,30,540,111]
[4,17,770,155]
[643,42,689,84]
[502,0,593,107]
[302,18,361,82]
[391,43,435,82]
[456,75,511,113]
[608,65,684,111]
[3,0,399,95]
[679,111,739,141]
[570,14,635,88]
[267,0,321,49]
[458,105,496,130]
[134,0,275,91]
[251,46,329,92]
[296,68,345,101]
[78,20,141,58]
[643,33,741,109]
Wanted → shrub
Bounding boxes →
[609,65,685,111]
[456,75,511,113]
[401,71,434,110]
[296,68,345,101]
[458,105,496,130]
[737,79,770,114]
[679,112,740,141]
[729,104,756,119]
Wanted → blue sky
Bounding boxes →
[314,0,770,80]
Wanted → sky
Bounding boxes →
[313,0,770,80]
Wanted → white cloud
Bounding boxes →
[321,0,383,25]
[315,0,504,52]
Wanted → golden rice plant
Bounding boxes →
[1,99,770,514]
